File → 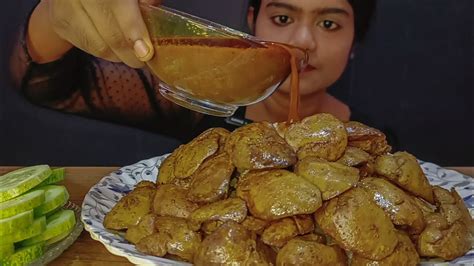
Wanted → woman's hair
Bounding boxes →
[249,0,376,42]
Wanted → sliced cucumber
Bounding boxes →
[1,217,46,244]
[0,242,44,266]
[33,185,69,217]
[38,168,65,187]
[45,226,73,246]
[19,210,76,247]
[0,210,34,236]
[0,190,45,219]
[0,165,51,203]
[0,243,14,260]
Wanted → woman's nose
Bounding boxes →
[288,25,317,51]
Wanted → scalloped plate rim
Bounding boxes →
[81,154,474,266]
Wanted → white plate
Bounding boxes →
[81,155,474,265]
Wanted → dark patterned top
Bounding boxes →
[10,21,251,142]
[11,19,394,146]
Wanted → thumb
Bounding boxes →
[139,0,162,6]
[112,0,155,62]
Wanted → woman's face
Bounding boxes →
[250,0,355,96]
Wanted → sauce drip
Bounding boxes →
[287,53,301,123]
[272,43,303,124]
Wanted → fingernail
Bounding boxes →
[134,39,151,60]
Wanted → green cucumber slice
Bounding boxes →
[0,210,34,236]
[0,190,45,219]
[33,186,69,217]
[38,168,65,187]
[0,242,44,266]
[0,243,14,260]
[0,165,51,203]
[19,210,75,247]
[45,226,74,246]
[1,217,46,243]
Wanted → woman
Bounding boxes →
[11,0,375,141]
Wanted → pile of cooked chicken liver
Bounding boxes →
[104,113,473,265]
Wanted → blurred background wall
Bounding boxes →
[1,0,472,166]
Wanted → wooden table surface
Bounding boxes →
[0,166,472,265]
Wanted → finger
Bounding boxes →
[111,0,155,62]
[139,0,162,6]
[49,0,119,62]
[80,0,144,68]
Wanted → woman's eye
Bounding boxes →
[271,15,294,26]
[318,20,340,31]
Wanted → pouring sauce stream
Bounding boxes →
[287,53,301,123]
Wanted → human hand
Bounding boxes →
[44,0,161,68]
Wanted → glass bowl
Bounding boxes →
[140,4,307,117]
[30,201,83,265]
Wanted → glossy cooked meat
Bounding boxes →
[358,160,376,178]
[156,129,225,186]
[315,188,398,260]
[209,127,231,153]
[285,113,348,161]
[105,113,472,264]
[187,152,234,203]
[104,186,156,230]
[296,141,348,163]
[152,184,199,219]
[237,169,322,220]
[452,193,474,237]
[188,198,247,231]
[173,128,228,179]
[336,147,375,177]
[272,121,289,138]
[360,177,425,234]
[375,151,434,203]
[294,233,327,244]
[412,197,437,218]
[417,213,471,260]
[194,221,271,266]
[225,122,297,172]
[344,121,391,156]
[241,215,269,235]
[135,180,156,188]
[295,157,359,200]
[156,216,202,262]
[292,215,315,235]
[433,185,456,205]
[351,231,420,266]
[256,238,278,265]
[157,129,225,188]
[336,146,371,167]
[412,186,473,260]
[261,215,314,247]
[276,239,347,266]
[136,232,169,257]
[433,186,473,234]
[262,218,299,248]
[125,213,156,244]
[200,220,225,235]
[156,145,183,185]
[137,216,201,262]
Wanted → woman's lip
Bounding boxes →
[301,64,316,72]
